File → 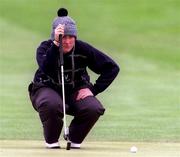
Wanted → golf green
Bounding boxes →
[1,140,180,157]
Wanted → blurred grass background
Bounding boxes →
[0,0,180,142]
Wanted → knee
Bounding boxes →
[36,97,63,119]
[39,98,57,110]
[78,97,105,117]
[86,103,105,117]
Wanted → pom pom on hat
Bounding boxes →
[57,8,68,17]
[51,7,77,39]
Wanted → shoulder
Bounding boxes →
[75,40,94,50]
[75,39,105,56]
[38,39,53,48]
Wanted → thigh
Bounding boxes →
[73,96,105,116]
[30,87,63,112]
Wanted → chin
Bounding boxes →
[63,50,69,54]
[63,48,73,53]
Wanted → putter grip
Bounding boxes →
[59,34,64,65]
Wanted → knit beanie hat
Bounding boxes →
[51,8,77,40]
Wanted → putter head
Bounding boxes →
[66,141,71,150]
[64,128,71,150]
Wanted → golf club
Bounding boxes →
[58,34,71,150]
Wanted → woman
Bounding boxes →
[28,8,119,149]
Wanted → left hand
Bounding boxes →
[76,88,94,101]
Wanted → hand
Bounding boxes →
[54,24,65,42]
[76,88,94,101]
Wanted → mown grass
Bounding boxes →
[1,141,180,157]
[0,0,180,142]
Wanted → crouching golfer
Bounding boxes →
[28,8,119,149]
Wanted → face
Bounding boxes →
[62,35,75,53]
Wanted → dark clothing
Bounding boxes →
[29,86,105,144]
[33,39,119,96]
[28,39,119,144]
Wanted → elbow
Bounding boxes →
[114,63,120,76]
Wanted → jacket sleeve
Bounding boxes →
[86,43,120,96]
[36,40,59,75]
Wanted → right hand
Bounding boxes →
[54,24,65,43]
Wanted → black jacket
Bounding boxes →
[32,39,119,96]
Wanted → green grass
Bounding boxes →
[0,0,180,143]
[1,141,180,157]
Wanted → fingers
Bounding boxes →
[54,24,65,42]
[76,88,94,101]
[56,24,65,34]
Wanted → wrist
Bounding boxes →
[53,40,60,46]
